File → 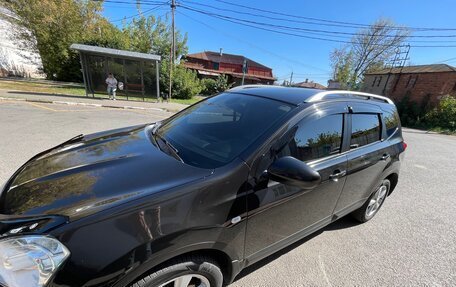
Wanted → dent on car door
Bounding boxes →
[333,112,390,216]
[244,112,348,263]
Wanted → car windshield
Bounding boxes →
[155,92,294,168]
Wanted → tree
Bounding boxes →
[424,95,456,132]
[330,18,410,89]
[3,0,122,81]
[160,63,202,99]
[4,1,201,99]
[121,14,187,58]
[120,14,190,97]
[330,48,354,90]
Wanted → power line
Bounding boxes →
[184,0,456,39]
[110,4,167,22]
[179,6,397,46]
[179,5,456,48]
[436,56,456,63]
[181,0,376,30]
[211,0,456,32]
[180,4,456,40]
[98,0,168,5]
[177,10,330,73]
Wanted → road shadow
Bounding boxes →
[7,91,98,101]
[231,216,360,284]
[402,128,438,135]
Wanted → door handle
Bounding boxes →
[380,153,390,161]
[329,170,346,181]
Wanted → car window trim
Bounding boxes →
[248,102,349,177]
[348,112,383,149]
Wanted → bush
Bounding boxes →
[201,75,233,96]
[170,65,203,99]
[201,78,217,95]
[396,93,433,127]
[424,95,456,132]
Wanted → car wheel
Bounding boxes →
[352,179,390,223]
[130,255,223,287]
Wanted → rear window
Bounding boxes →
[350,114,381,148]
[383,110,400,137]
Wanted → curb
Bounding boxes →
[0,96,168,112]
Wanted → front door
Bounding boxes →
[245,110,348,263]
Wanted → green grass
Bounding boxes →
[404,123,456,135]
[169,96,205,105]
[0,79,204,105]
[427,126,456,135]
[0,80,87,96]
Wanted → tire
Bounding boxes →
[130,255,223,287]
[352,179,390,223]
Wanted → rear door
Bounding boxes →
[333,103,391,217]
[245,104,349,263]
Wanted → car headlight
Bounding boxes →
[0,235,70,287]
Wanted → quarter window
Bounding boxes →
[383,110,400,137]
[278,115,344,161]
[350,114,381,148]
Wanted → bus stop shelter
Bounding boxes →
[70,44,161,101]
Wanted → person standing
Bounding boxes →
[106,73,118,100]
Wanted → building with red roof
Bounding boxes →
[182,50,275,86]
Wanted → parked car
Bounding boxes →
[0,86,406,287]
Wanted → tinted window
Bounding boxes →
[157,93,293,168]
[350,114,381,148]
[383,110,400,137]
[278,114,344,161]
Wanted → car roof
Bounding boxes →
[228,85,322,105]
[227,85,394,106]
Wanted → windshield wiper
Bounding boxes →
[151,128,183,163]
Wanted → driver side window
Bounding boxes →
[277,114,344,162]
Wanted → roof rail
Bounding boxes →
[228,84,280,91]
[306,90,394,104]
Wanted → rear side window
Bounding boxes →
[278,114,344,161]
[383,110,400,137]
[350,114,381,148]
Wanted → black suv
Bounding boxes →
[0,86,406,287]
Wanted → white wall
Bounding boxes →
[0,7,43,78]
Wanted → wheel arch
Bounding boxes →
[385,173,399,196]
[114,244,239,287]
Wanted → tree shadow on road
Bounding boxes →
[7,91,94,101]
[230,216,360,285]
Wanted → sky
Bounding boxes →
[102,0,456,86]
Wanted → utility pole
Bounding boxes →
[168,0,176,101]
[382,48,400,95]
[391,44,411,93]
[241,58,247,85]
[289,71,293,86]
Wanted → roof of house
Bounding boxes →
[70,44,161,61]
[183,61,275,81]
[365,64,456,75]
[293,81,327,90]
[184,51,272,70]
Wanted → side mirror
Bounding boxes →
[268,156,321,189]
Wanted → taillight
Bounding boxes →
[402,142,407,151]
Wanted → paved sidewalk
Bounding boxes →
[0,89,188,113]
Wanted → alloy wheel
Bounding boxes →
[365,184,388,218]
[158,274,211,287]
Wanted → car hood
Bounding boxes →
[0,125,212,220]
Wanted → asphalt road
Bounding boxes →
[0,101,455,286]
